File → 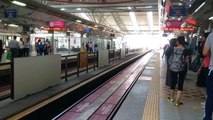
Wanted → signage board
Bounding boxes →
[185,19,196,25]
[165,20,181,28]
[169,6,186,16]
[44,27,67,31]
[4,9,17,18]
[162,27,195,31]
[49,20,65,28]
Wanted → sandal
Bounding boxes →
[168,97,174,102]
[175,101,183,106]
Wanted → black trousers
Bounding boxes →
[170,70,186,91]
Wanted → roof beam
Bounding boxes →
[61,8,158,13]
[49,3,158,8]
[112,12,128,31]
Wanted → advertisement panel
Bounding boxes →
[49,20,65,28]
[165,20,181,28]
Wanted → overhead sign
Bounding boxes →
[43,27,68,31]
[165,20,181,28]
[162,27,195,31]
[49,20,65,28]
[169,6,186,16]
[185,19,196,25]
[4,9,17,18]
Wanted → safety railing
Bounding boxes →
[109,49,121,64]
[61,52,98,81]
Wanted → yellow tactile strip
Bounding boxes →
[142,53,160,120]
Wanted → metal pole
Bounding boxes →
[77,53,80,77]
[108,50,110,64]
[52,30,55,54]
[86,52,88,73]
[65,56,68,81]
[10,59,14,99]
[208,21,212,32]
[196,27,201,53]
[93,52,96,70]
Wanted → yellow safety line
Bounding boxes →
[142,53,160,120]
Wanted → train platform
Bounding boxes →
[0,50,207,120]
[113,51,206,120]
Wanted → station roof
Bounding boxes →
[0,0,212,35]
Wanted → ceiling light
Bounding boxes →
[194,2,205,13]
[8,24,19,27]
[11,0,26,7]
[76,20,82,23]
[60,8,65,11]
[76,8,81,11]
[209,16,213,20]
[80,13,90,21]
[129,11,139,31]
[146,6,153,8]
[147,12,153,30]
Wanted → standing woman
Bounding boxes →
[165,38,177,86]
[0,39,3,62]
[167,36,188,106]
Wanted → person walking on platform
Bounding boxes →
[167,36,188,106]
[203,32,213,120]
[23,38,30,57]
[8,36,20,59]
[44,39,51,55]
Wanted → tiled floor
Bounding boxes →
[160,54,206,120]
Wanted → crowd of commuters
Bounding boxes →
[0,36,53,62]
[35,39,52,56]
[7,36,32,59]
[164,32,213,120]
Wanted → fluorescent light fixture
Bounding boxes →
[76,8,81,11]
[147,11,153,30]
[11,0,26,7]
[80,13,90,21]
[8,24,19,27]
[128,7,139,32]
[146,6,153,8]
[76,8,90,20]
[194,2,205,13]
[209,16,213,20]
[76,20,82,23]
[60,8,65,11]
